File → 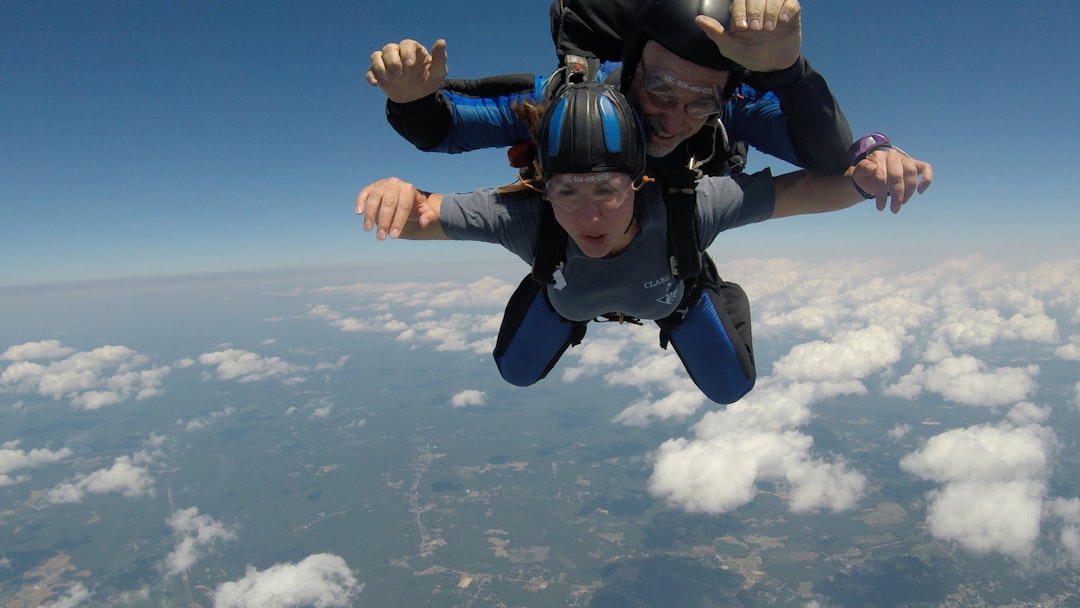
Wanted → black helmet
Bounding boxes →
[537,82,647,179]
[620,0,740,91]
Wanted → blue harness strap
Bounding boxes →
[659,265,756,404]
[493,275,588,386]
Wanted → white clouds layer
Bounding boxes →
[165,507,238,577]
[0,342,170,409]
[310,256,1080,562]
[213,554,361,608]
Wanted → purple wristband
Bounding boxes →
[849,132,891,164]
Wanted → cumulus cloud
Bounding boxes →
[887,423,911,440]
[1047,498,1080,564]
[1055,334,1080,361]
[309,278,515,356]
[0,339,76,360]
[319,276,512,309]
[198,349,304,384]
[0,342,170,409]
[183,406,236,431]
[900,420,1057,560]
[928,308,1058,352]
[46,452,156,503]
[886,355,1039,407]
[165,507,237,577]
[0,441,72,486]
[212,554,361,608]
[451,389,486,407]
[648,380,867,514]
[48,582,91,608]
[772,325,904,383]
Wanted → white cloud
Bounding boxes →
[47,582,91,608]
[612,389,706,427]
[1,339,76,360]
[451,389,486,407]
[772,325,904,383]
[0,442,72,487]
[0,343,171,410]
[319,276,513,309]
[648,380,867,514]
[198,349,304,383]
[183,406,236,431]
[921,480,1045,559]
[1048,498,1080,564]
[900,424,1050,484]
[886,355,1039,407]
[887,423,911,439]
[1007,401,1050,426]
[46,452,156,503]
[928,308,1058,352]
[1055,334,1080,361]
[900,422,1056,560]
[213,554,361,608]
[165,507,237,577]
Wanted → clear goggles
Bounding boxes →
[638,61,725,119]
[544,173,636,214]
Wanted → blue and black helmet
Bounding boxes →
[536,82,647,179]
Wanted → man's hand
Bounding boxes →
[695,0,802,73]
[366,39,449,104]
[855,148,934,214]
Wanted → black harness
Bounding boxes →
[529,166,710,329]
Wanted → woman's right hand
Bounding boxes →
[356,177,440,240]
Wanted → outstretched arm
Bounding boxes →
[367,38,539,153]
[355,178,447,241]
[367,39,449,104]
[697,1,853,174]
[772,148,933,218]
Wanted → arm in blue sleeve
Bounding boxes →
[385,74,545,154]
[724,88,801,167]
[742,56,854,174]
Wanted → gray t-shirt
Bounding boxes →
[439,170,775,321]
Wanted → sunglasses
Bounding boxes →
[637,61,725,119]
[545,173,635,214]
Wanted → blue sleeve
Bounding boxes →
[723,87,801,167]
[432,66,621,153]
[432,89,539,154]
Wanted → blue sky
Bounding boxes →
[3,0,1079,287]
